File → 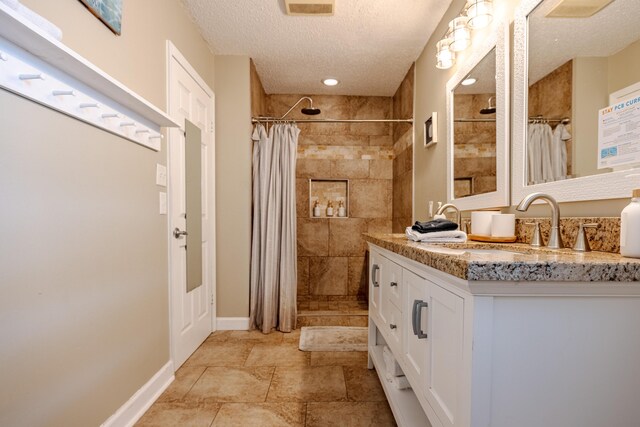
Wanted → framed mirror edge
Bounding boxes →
[511,0,640,204]
[446,19,510,211]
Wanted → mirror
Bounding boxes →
[446,21,510,210]
[512,0,640,203]
[185,119,203,292]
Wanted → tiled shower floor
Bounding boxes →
[296,299,369,327]
[135,329,395,426]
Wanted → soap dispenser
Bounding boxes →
[313,200,321,217]
[326,201,334,217]
[338,200,346,217]
[620,189,640,258]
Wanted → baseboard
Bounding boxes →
[216,317,250,330]
[101,360,174,427]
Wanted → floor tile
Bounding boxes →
[212,403,305,426]
[310,351,369,367]
[343,367,387,402]
[306,402,396,427]
[182,342,254,367]
[228,330,285,344]
[282,329,301,343]
[244,343,309,367]
[135,401,220,427]
[205,331,232,344]
[185,367,274,403]
[157,366,206,402]
[267,366,347,402]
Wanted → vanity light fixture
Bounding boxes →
[322,78,339,86]
[461,77,477,86]
[447,17,471,52]
[465,0,493,30]
[436,39,455,70]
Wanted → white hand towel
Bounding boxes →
[406,227,467,243]
[0,0,19,10]
[389,375,412,390]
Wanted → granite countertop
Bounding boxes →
[364,233,640,282]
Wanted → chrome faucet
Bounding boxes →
[435,203,461,228]
[516,192,563,249]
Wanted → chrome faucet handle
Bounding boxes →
[572,223,598,252]
[524,222,543,247]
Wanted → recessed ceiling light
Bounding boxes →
[461,77,477,86]
[322,78,339,86]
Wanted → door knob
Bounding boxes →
[173,228,188,239]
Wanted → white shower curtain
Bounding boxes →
[249,123,299,333]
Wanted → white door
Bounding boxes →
[167,43,215,368]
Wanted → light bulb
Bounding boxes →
[448,17,471,52]
[436,39,455,70]
[465,0,493,30]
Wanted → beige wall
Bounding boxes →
[21,0,215,107]
[414,0,631,220]
[214,56,252,317]
[1,1,215,425]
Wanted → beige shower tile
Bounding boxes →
[349,97,392,136]
[369,135,393,146]
[349,179,392,219]
[267,366,347,402]
[301,134,369,147]
[329,218,367,257]
[212,403,306,426]
[185,367,274,403]
[309,257,348,296]
[135,401,220,427]
[297,218,329,256]
[298,256,310,296]
[348,316,369,327]
[296,178,309,218]
[306,402,396,426]
[296,158,332,178]
[330,159,369,179]
[343,367,387,402]
[369,159,393,179]
[183,342,254,368]
[367,218,393,234]
[245,344,309,367]
[347,256,367,297]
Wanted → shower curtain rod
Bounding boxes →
[454,116,570,124]
[252,117,413,124]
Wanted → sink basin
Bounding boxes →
[463,249,524,256]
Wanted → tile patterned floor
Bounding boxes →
[136,330,396,427]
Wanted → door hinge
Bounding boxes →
[210,294,214,305]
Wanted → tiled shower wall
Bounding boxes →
[266,94,394,302]
[453,93,497,196]
[392,65,415,232]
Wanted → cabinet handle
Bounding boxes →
[371,264,380,287]
[390,324,397,330]
[390,281,398,287]
[413,300,428,339]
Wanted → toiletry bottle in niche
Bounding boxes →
[620,189,640,258]
[338,200,346,217]
[326,201,334,217]
[313,200,321,217]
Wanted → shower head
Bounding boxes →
[301,106,321,115]
[479,96,496,114]
[280,96,321,119]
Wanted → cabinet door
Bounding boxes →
[403,269,429,386]
[369,249,383,325]
[425,282,465,427]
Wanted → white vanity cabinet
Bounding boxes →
[368,241,640,427]
[369,245,469,427]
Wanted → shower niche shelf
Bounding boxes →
[309,179,349,219]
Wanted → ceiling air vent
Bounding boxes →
[285,0,335,16]
[546,0,614,18]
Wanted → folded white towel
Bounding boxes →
[406,227,467,243]
[382,346,404,379]
[389,375,412,390]
[1,0,63,41]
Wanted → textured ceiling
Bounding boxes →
[180,0,453,96]
[529,0,640,84]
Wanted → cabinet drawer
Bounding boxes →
[381,255,403,309]
[385,302,402,353]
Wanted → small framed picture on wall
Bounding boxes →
[424,112,437,148]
